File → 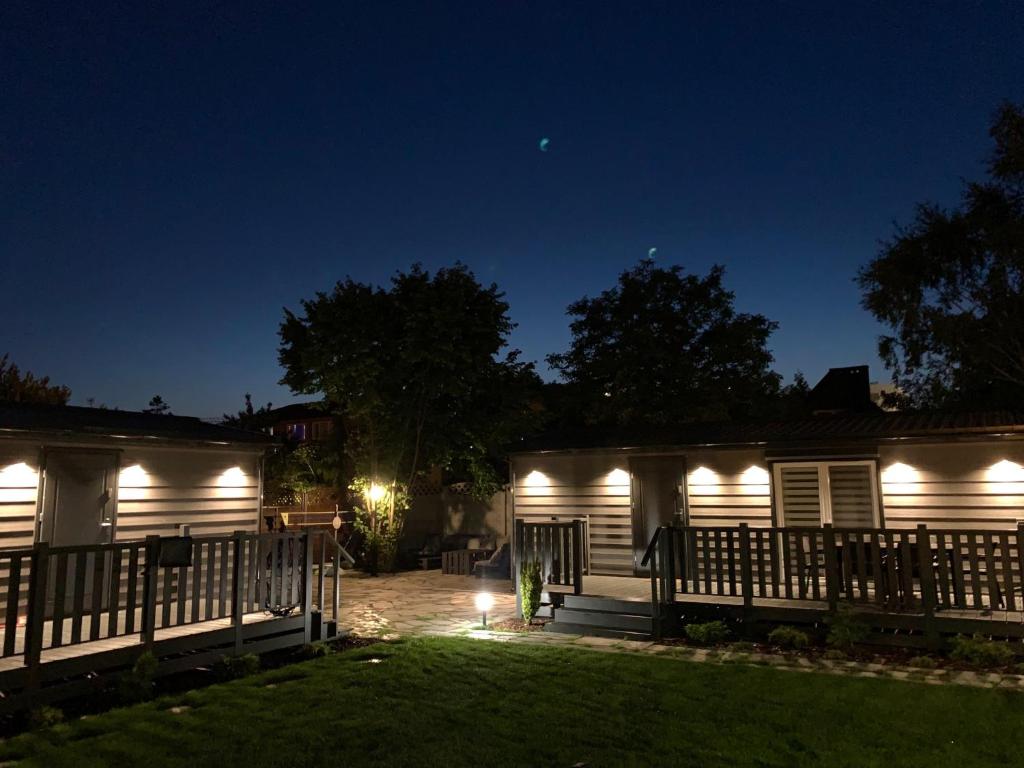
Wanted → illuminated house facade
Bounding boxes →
[0,403,272,549]
[511,413,1024,577]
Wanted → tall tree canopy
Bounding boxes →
[222,393,273,431]
[279,263,539,519]
[859,102,1024,408]
[547,260,782,426]
[0,354,71,405]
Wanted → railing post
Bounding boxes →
[302,531,314,644]
[514,518,524,618]
[331,537,341,627]
[739,523,753,611]
[570,520,584,595]
[822,524,839,613]
[232,530,245,652]
[141,535,160,653]
[24,542,50,688]
[917,524,940,650]
[648,529,661,638]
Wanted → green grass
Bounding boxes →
[3,636,1023,767]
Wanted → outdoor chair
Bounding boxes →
[473,543,510,580]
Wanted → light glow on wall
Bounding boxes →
[688,466,718,495]
[881,462,918,495]
[522,470,549,489]
[0,462,38,503]
[118,464,149,501]
[987,459,1024,483]
[606,468,630,487]
[218,466,247,487]
[881,462,917,484]
[739,465,770,494]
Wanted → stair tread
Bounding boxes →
[544,622,652,640]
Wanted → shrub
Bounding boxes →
[520,560,543,621]
[949,634,1016,668]
[684,621,730,645]
[825,606,869,651]
[301,642,332,659]
[28,706,63,730]
[218,653,262,680]
[119,651,158,703]
[908,655,938,669]
[730,640,756,652]
[767,625,810,650]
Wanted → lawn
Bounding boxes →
[2,637,1023,767]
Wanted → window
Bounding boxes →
[772,460,880,528]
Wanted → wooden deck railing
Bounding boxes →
[644,523,1024,621]
[514,519,586,615]
[0,531,353,682]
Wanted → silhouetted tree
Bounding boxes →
[547,260,782,426]
[0,354,71,405]
[859,102,1024,408]
[143,395,170,415]
[222,393,273,431]
[279,263,540,570]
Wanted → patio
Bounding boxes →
[339,570,517,636]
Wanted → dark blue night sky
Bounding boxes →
[3,2,1022,416]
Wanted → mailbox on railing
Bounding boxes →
[158,536,193,568]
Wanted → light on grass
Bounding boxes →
[475,592,494,627]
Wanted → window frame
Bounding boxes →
[771,459,882,528]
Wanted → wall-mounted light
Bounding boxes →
[606,468,629,486]
[988,460,1024,483]
[218,466,247,487]
[523,470,549,488]
[739,465,769,493]
[880,462,918,495]
[688,466,718,494]
[0,462,38,504]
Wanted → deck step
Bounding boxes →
[550,607,653,632]
[563,594,653,616]
[544,622,652,641]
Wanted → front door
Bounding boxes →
[39,451,119,618]
[39,450,118,546]
[629,456,686,575]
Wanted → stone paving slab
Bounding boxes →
[340,569,1024,691]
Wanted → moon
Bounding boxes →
[648,247,657,258]
[539,137,550,152]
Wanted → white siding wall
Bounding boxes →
[686,448,772,527]
[116,447,262,540]
[0,444,40,550]
[512,454,632,575]
[879,441,1024,530]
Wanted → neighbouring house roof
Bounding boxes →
[0,402,274,447]
[251,402,331,427]
[512,410,1024,454]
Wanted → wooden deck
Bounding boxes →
[570,572,1024,638]
[0,531,352,709]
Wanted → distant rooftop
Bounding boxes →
[513,410,1024,454]
[0,401,274,446]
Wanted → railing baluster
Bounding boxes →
[125,544,140,634]
[108,546,123,637]
[51,552,68,647]
[966,533,982,609]
[998,532,1015,612]
[219,538,230,618]
[950,533,966,609]
[4,554,22,656]
[191,540,203,622]
[982,533,1000,610]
